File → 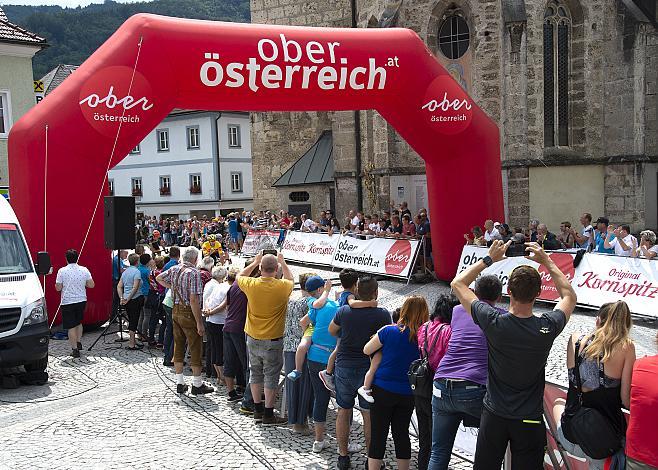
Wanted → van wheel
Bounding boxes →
[24,355,48,372]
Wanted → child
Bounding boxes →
[287,276,333,381]
[357,307,400,403]
[318,268,377,394]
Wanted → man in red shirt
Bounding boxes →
[626,333,658,470]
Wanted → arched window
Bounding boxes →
[289,191,310,202]
[438,13,470,60]
[544,1,571,147]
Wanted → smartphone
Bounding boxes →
[262,249,278,256]
[505,243,527,258]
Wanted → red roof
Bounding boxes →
[0,7,47,47]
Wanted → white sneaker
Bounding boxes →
[312,440,326,453]
[357,386,375,403]
[347,442,362,453]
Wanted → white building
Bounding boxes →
[108,110,253,219]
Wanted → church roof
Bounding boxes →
[273,131,334,187]
[0,7,47,47]
[502,0,527,23]
[40,64,78,95]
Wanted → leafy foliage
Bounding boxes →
[2,0,250,78]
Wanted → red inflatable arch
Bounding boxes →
[9,14,503,324]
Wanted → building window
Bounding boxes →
[157,129,169,152]
[228,125,241,148]
[131,178,142,197]
[108,179,114,196]
[289,191,310,202]
[544,1,571,147]
[187,126,200,149]
[159,176,171,196]
[130,144,141,154]
[438,14,470,60]
[190,174,202,194]
[231,172,243,193]
[0,91,11,136]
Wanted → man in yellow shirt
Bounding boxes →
[237,252,293,425]
[201,234,226,264]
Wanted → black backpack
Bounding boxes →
[408,323,445,399]
[560,335,623,460]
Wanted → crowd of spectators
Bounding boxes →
[464,212,658,259]
[109,234,658,470]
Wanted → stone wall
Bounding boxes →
[249,0,657,231]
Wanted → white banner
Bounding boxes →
[241,229,280,256]
[332,235,421,278]
[456,246,577,302]
[572,253,658,318]
[456,246,658,318]
[281,231,339,266]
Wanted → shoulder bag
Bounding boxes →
[408,323,445,399]
[560,335,623,460]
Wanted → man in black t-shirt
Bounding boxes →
[329,276,391,470]
[451,240,577,470]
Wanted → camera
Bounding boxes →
[505,242,527,258]
[262,249,278,256]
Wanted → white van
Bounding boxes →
[0,196,51,373]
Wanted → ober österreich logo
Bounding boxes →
[421,75,473,135]
[79,66,154,137]
[385,240,413,276]
[538,253,576,301]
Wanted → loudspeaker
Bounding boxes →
[104,196,135,249]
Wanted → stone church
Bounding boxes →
[250,0,657,233]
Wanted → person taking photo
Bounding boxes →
[451,240,577,469]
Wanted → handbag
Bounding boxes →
[408,323,445,399]
[560,335,623,460]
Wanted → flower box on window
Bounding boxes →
[131,188,142,197]
[159,187,171,196]
[189,185,202,194]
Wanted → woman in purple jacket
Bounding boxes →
[428,275,503,470]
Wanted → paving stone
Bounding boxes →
[0,256,654,469]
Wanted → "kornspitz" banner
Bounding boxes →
[456,246,658,318]
[281,231,339,266]
[241,229,281,256]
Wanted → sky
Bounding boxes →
[2,0,148,7]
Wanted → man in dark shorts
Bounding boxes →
[329,276,391,470]
[451,240,577,469]
[118,253,144,350]
[55,249,94,357]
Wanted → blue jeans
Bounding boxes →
[308,359,331,423]
[335,363,371,410]
[428,379,486,470]
[163,305,174,363]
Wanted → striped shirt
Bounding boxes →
[158,262,203,306]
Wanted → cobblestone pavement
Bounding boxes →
[1,258,655,469]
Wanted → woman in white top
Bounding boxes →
[202,266,230,385]
[632,230,658,260]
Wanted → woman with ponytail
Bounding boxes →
[553,301,636,468]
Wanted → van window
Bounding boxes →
[0,224,32,274]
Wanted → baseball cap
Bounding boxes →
[305,275,325,292]
[595,217,609,225]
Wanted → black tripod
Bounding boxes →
[88,251,129,351]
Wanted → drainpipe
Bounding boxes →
[351,0,364,211]
[214,112,222,212]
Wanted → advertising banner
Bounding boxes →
[241,229,280,256]
[456,246,658,318]
[332,235,421,278]
[456,246,576,302]
[572,254,658,318]
[281,231,339,266]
